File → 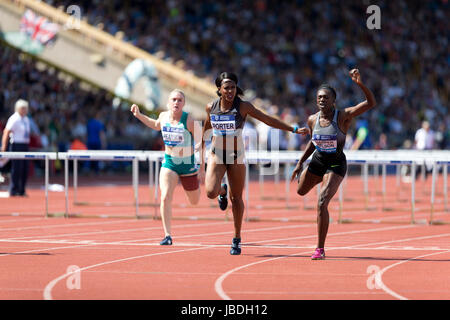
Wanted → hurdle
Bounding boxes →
[244,150,450,224]
[144,151,164,219]
[2,150,448,224]
[0,151,58,217]
[58,150,148,218]
[429,160,450,225]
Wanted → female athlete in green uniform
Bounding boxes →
[131,89,202,245]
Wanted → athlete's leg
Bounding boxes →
[316,171,344,248]
[181,174,201,205]
[205,153,227,199]
[297,167,323,196]
[226,163,246,238]
[159,167,179,237]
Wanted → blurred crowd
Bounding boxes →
[1,0,449,161]
[43,0,449,150]
[0,45,163,155]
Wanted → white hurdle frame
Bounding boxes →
[1,150,449,224]
[58,150,149,218]
[0,151,57,217]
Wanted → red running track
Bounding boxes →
[0,175,449,300]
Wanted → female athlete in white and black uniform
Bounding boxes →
[201,72,309,255]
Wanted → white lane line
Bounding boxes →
[41,225,419,300]
[42,245,215,300]
[0,243,92,257]
[375,249,450,300]
[215,249,313,300]
[247,224,416,245]
[0,217,46,224]
[214,226,450,300]
[2,238,450,252]
[115,223,313,244]
[0,219,138,234]
[3,221,227,240]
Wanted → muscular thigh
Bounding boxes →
[319,172,344,201]
[159,167,179,198]
[226,163,246,199]
[205,154,227,194]
[297,167,323,195]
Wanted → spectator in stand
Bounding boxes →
[1,99,31,197]
[86,110,107,173]
[351,119,372,150]
[1,1,448,155]
[414,120,435,179]
[70,135,88,150]
[415,120,435,151]
[43,0,448,150]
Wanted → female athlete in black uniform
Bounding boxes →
[291,69,376,260]
[201,72,309,255]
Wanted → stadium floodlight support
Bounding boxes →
[6,0,217,106]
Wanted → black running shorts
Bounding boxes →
[307,151,347,177]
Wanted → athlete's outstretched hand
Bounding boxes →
[349,69,362,84]
[130,104,141,117]
[295,127,310,135]
[290,160,304,182]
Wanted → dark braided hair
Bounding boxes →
[215,72,244,97]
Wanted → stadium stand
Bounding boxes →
[1,0,448,162]
[43,0,449,150]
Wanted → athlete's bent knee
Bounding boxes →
[297,187,308,196]
[206,189,219,199]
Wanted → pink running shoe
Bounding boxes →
[311,248,325,260]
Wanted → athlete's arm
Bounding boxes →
[200,103,213,166]
[342,69,376,121]
[241,101,308,134]
[1,128,11,152]
[291,115,316,181]
[186,114,202,152]
[130,104,161,131]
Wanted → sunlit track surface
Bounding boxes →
[1,215,450,300]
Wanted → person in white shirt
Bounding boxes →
[414,120,435,179]
[414,120,435,150]
[1,99,31,196]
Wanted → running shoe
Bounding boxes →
[160,235,173,245]
[218,183,228,211]
[311,248,325,260]
[230,237,241,255]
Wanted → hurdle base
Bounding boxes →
[429,220,449,225]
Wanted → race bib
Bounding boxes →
[210,114,236,136]
[162,125,184,146]
[312,134,337,153]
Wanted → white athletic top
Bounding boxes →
[415,128,434,150]
[5,112,30,144]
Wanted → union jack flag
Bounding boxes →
[20,9,59,45]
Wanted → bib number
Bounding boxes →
[312,134,337,153]
[162,126,184,146]
[211,114,236,136]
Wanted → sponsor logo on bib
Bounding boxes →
[162,125,185,146]
[312,134,338,153]
[210,114,236,136]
